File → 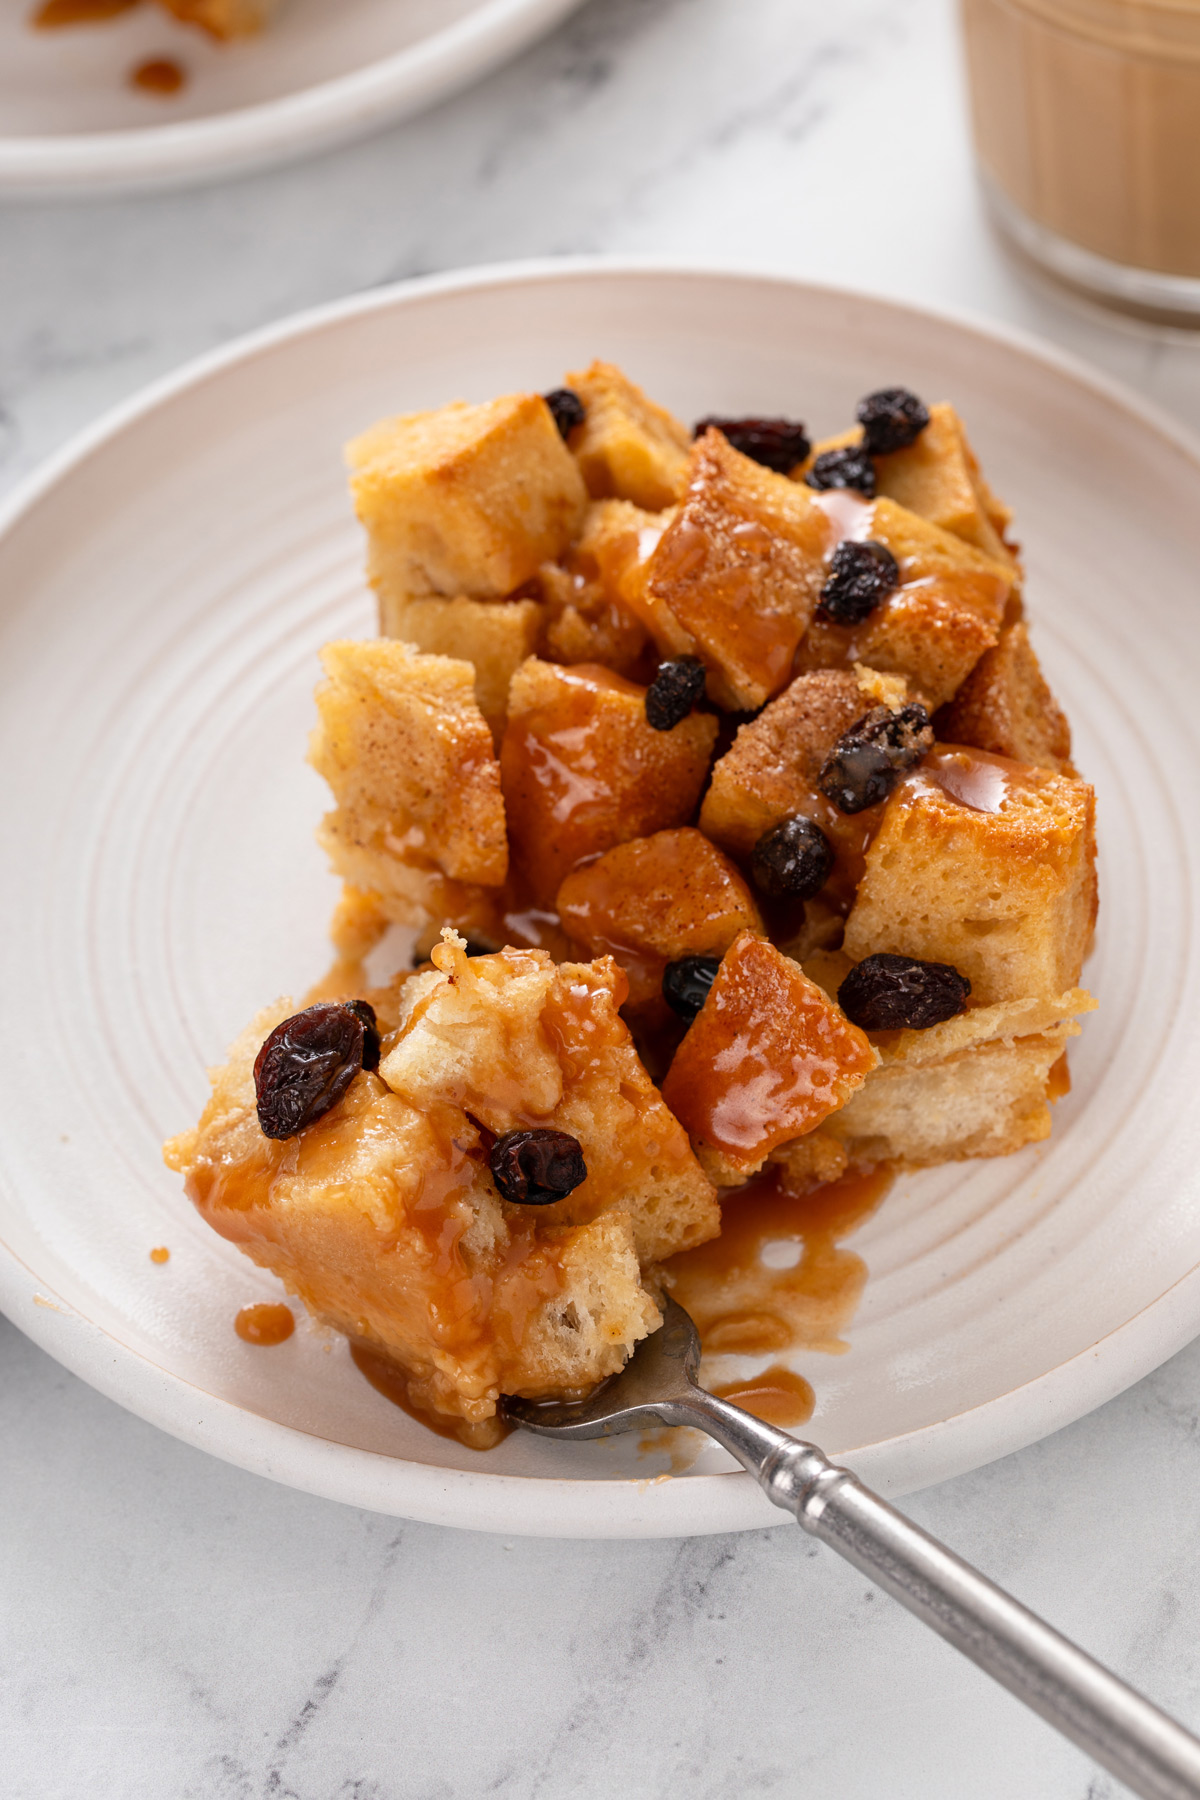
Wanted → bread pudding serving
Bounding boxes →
[165,364,1097,1447]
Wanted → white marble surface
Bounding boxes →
[4,2,1200,1796]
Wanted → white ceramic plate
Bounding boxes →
[0,0,584,195]
[2,262,1199,1539]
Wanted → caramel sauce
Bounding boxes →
[810,488,875,545]
[663,1165,892,1356]
[1047,1051,1071,1103]
[350,1342,510,1449]
[712,1365,815,1428]
[31,0,139,24]
[148,1245,170,1265]
[914,745,1018,815]
[235,1302,295,1346]
[130,56,186,94]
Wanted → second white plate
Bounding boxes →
[1,263,1199,1537]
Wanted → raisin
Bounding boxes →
[751,815,834,900]
[662,955,722,1024]
[489,1128,587,1205]
[693,415,810,473]
[543,387,586,439]
[645,656,707,730]
[342,999,381,1071]
[818,704,933,814]
[254,1003,367,1140]
[818,539,899,626]
[838,952,970,1031]
[805,444,876,497]
[857,387,930,456]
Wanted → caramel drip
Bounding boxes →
[235,1302,294,1346]
[663,1165,892,1356]
[711,1365,815,1427]
[130,56,186,94]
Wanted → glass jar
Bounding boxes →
[961,0,1200,324]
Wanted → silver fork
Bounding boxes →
[504,1295,1200,1800]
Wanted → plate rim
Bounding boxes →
[0,0,586,196]
[4,256,1200,1537]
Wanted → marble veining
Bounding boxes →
[4,1,1200,1796]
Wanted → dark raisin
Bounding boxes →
[662,955,722,1024]
[838,952,970,1031]
[489,1128,587,1205]
[856,387,930,456]
[818,539,899,626]
[254,1003,367,1140]
[805,444,876,497]
[818,703,933,814]
[544,387,586,439]
[645,656,707,730]
[342,999,381,1071]
[693,415,810,473]
[751,816,834,900]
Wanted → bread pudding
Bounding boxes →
[165,367,1098,1445]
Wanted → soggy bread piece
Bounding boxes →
[347,393,587,610]
[564,361,691,511]
[843,747,1097,1005]
[635,429,830,710]
[500,658,718,905]
[164,946,689,1446]
[378,594,544,740]
[662,932,877,1184]
[935,622,1072,773]
[310,639,508,929]
[556,828,763,1006]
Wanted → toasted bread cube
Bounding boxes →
[661,932,877,1183]
[935,622,1073,773]
[500,658,718,906]
[347,393,587,608]
[699,666,902,906]
[637,430,830,711]
[310,640,508,932]
[159,0,278,35]
[796,496,1014,710]
[537,500,657,677]
[163,972,670,1445]
[802,405,1016,565]
[769,1130,850,1193]
[378,595,544,740]
[812,989,1095,1167]
[381,935,720,1264]
[556,829,764,1007]
[565,360,691,511]
[843,748,1097,1004]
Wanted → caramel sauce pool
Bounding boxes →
[662,1165,892,1358]
[31,0,138,24]
[235,1303,295,1347]
[712,1366,815,1428]
[130,56,186,95]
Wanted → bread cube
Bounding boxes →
[811,987,1095,1168]
[164,948,690,1444]
[309,640,508,931]
[796,497,1015,710]
[699,666,903,905]
[935,622,1073,773]
[537,501,657,677]
[843,748,1098,1004]
[379,594,544,741]
[159,0,278,35]
[661,932,877,1183]
[347,393,587,609]
[500,658,718,906]
[382,935,720,1262]
[802,404,1016,565]
[564,360,691,511]
[637,430,830,711]
[556,828,764,1006]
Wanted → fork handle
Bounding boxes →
[665,1389,1200,1800]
